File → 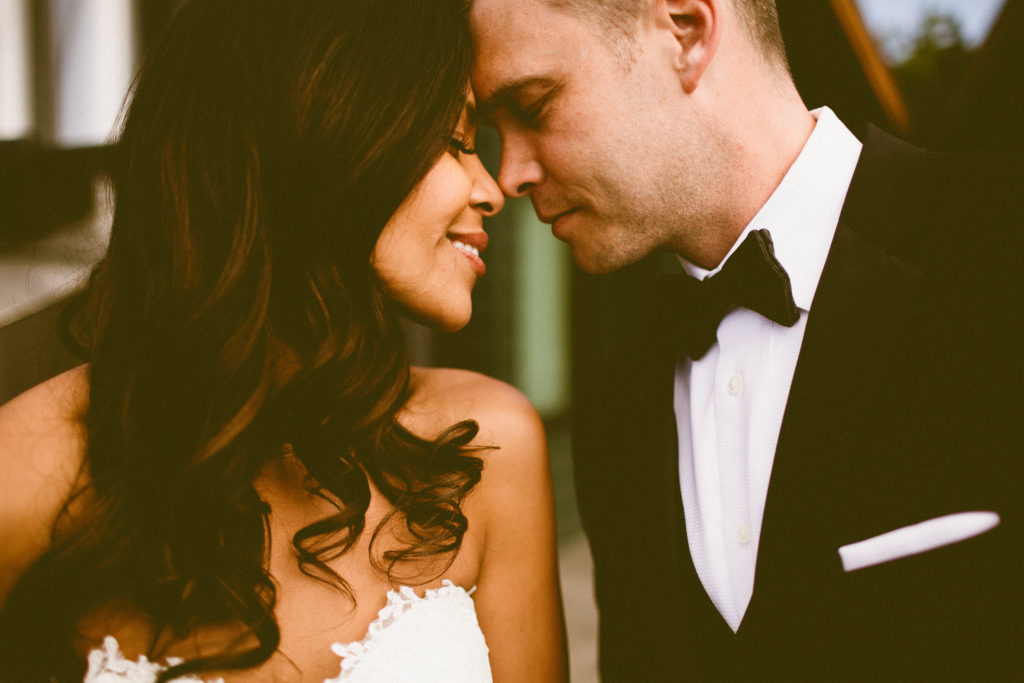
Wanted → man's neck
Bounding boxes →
[692,90,815,270]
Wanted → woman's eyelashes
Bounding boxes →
[449,133,477,157]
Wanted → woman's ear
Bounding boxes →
[658,0,720,93]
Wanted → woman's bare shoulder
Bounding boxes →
[0,364,89,464]
[405,366,543,447]
[0,365,90,604]
[404,366,550,525]
[408,368,566,679]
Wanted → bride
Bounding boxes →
[0,0,567,680]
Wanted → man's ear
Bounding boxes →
[657,0,720,93]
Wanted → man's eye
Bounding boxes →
[518,105,544,127]
[449,135,477,157]
[515,89,557,128]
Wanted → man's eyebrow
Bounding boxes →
[477,76,562,120]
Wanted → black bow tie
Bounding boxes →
[662,229,800,360]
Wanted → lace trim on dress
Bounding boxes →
[327,579,476,681]
[83,635,224,683]
[84,581,481,682]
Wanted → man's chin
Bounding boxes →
[569,243,635,275]
[574,259,619,275]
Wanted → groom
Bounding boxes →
[470,0,1022,679]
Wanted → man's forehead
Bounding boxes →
[471,0,558,50]
[470,0,575,97]
[470,0,552,30]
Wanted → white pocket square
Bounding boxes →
[838,511,1000,572]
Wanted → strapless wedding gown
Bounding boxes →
[83,580,491,682]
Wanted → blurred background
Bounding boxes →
[0,1,1019,680]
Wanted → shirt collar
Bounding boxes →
[680,107,863,311]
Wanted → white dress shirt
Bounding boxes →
[673,107,863,632]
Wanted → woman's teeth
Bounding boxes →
[450,239,480,258]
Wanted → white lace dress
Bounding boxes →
[83,580,491,682]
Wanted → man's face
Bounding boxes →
[471,0,721,273]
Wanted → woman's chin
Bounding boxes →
[404,305,472,334]
[433,309,472,333]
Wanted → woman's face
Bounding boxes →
[372,95,504,331]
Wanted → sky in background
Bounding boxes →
[854,0,1006,62]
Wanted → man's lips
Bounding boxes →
[544,208,579,237]
[537,207,577,225]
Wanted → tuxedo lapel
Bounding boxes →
[628,275,746,648]
[573,258,739,673]
[617,277,709,608]
[622,294,685,561]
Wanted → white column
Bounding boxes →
[50,0,136,147]
[512,199,572,416]
[0,0,33,139]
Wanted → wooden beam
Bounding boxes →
[828,0,912,134]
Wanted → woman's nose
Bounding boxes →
[469,155,505,216]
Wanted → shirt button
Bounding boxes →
[727,375,743,395]
[736,524,751,544]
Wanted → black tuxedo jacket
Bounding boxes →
[572,127,1024,680]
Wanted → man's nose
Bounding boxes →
[497,139,544,198]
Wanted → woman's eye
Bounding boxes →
[449,135,477,157]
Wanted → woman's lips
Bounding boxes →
[448,232,488,276]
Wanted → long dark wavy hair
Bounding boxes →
[0,1,484,680]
